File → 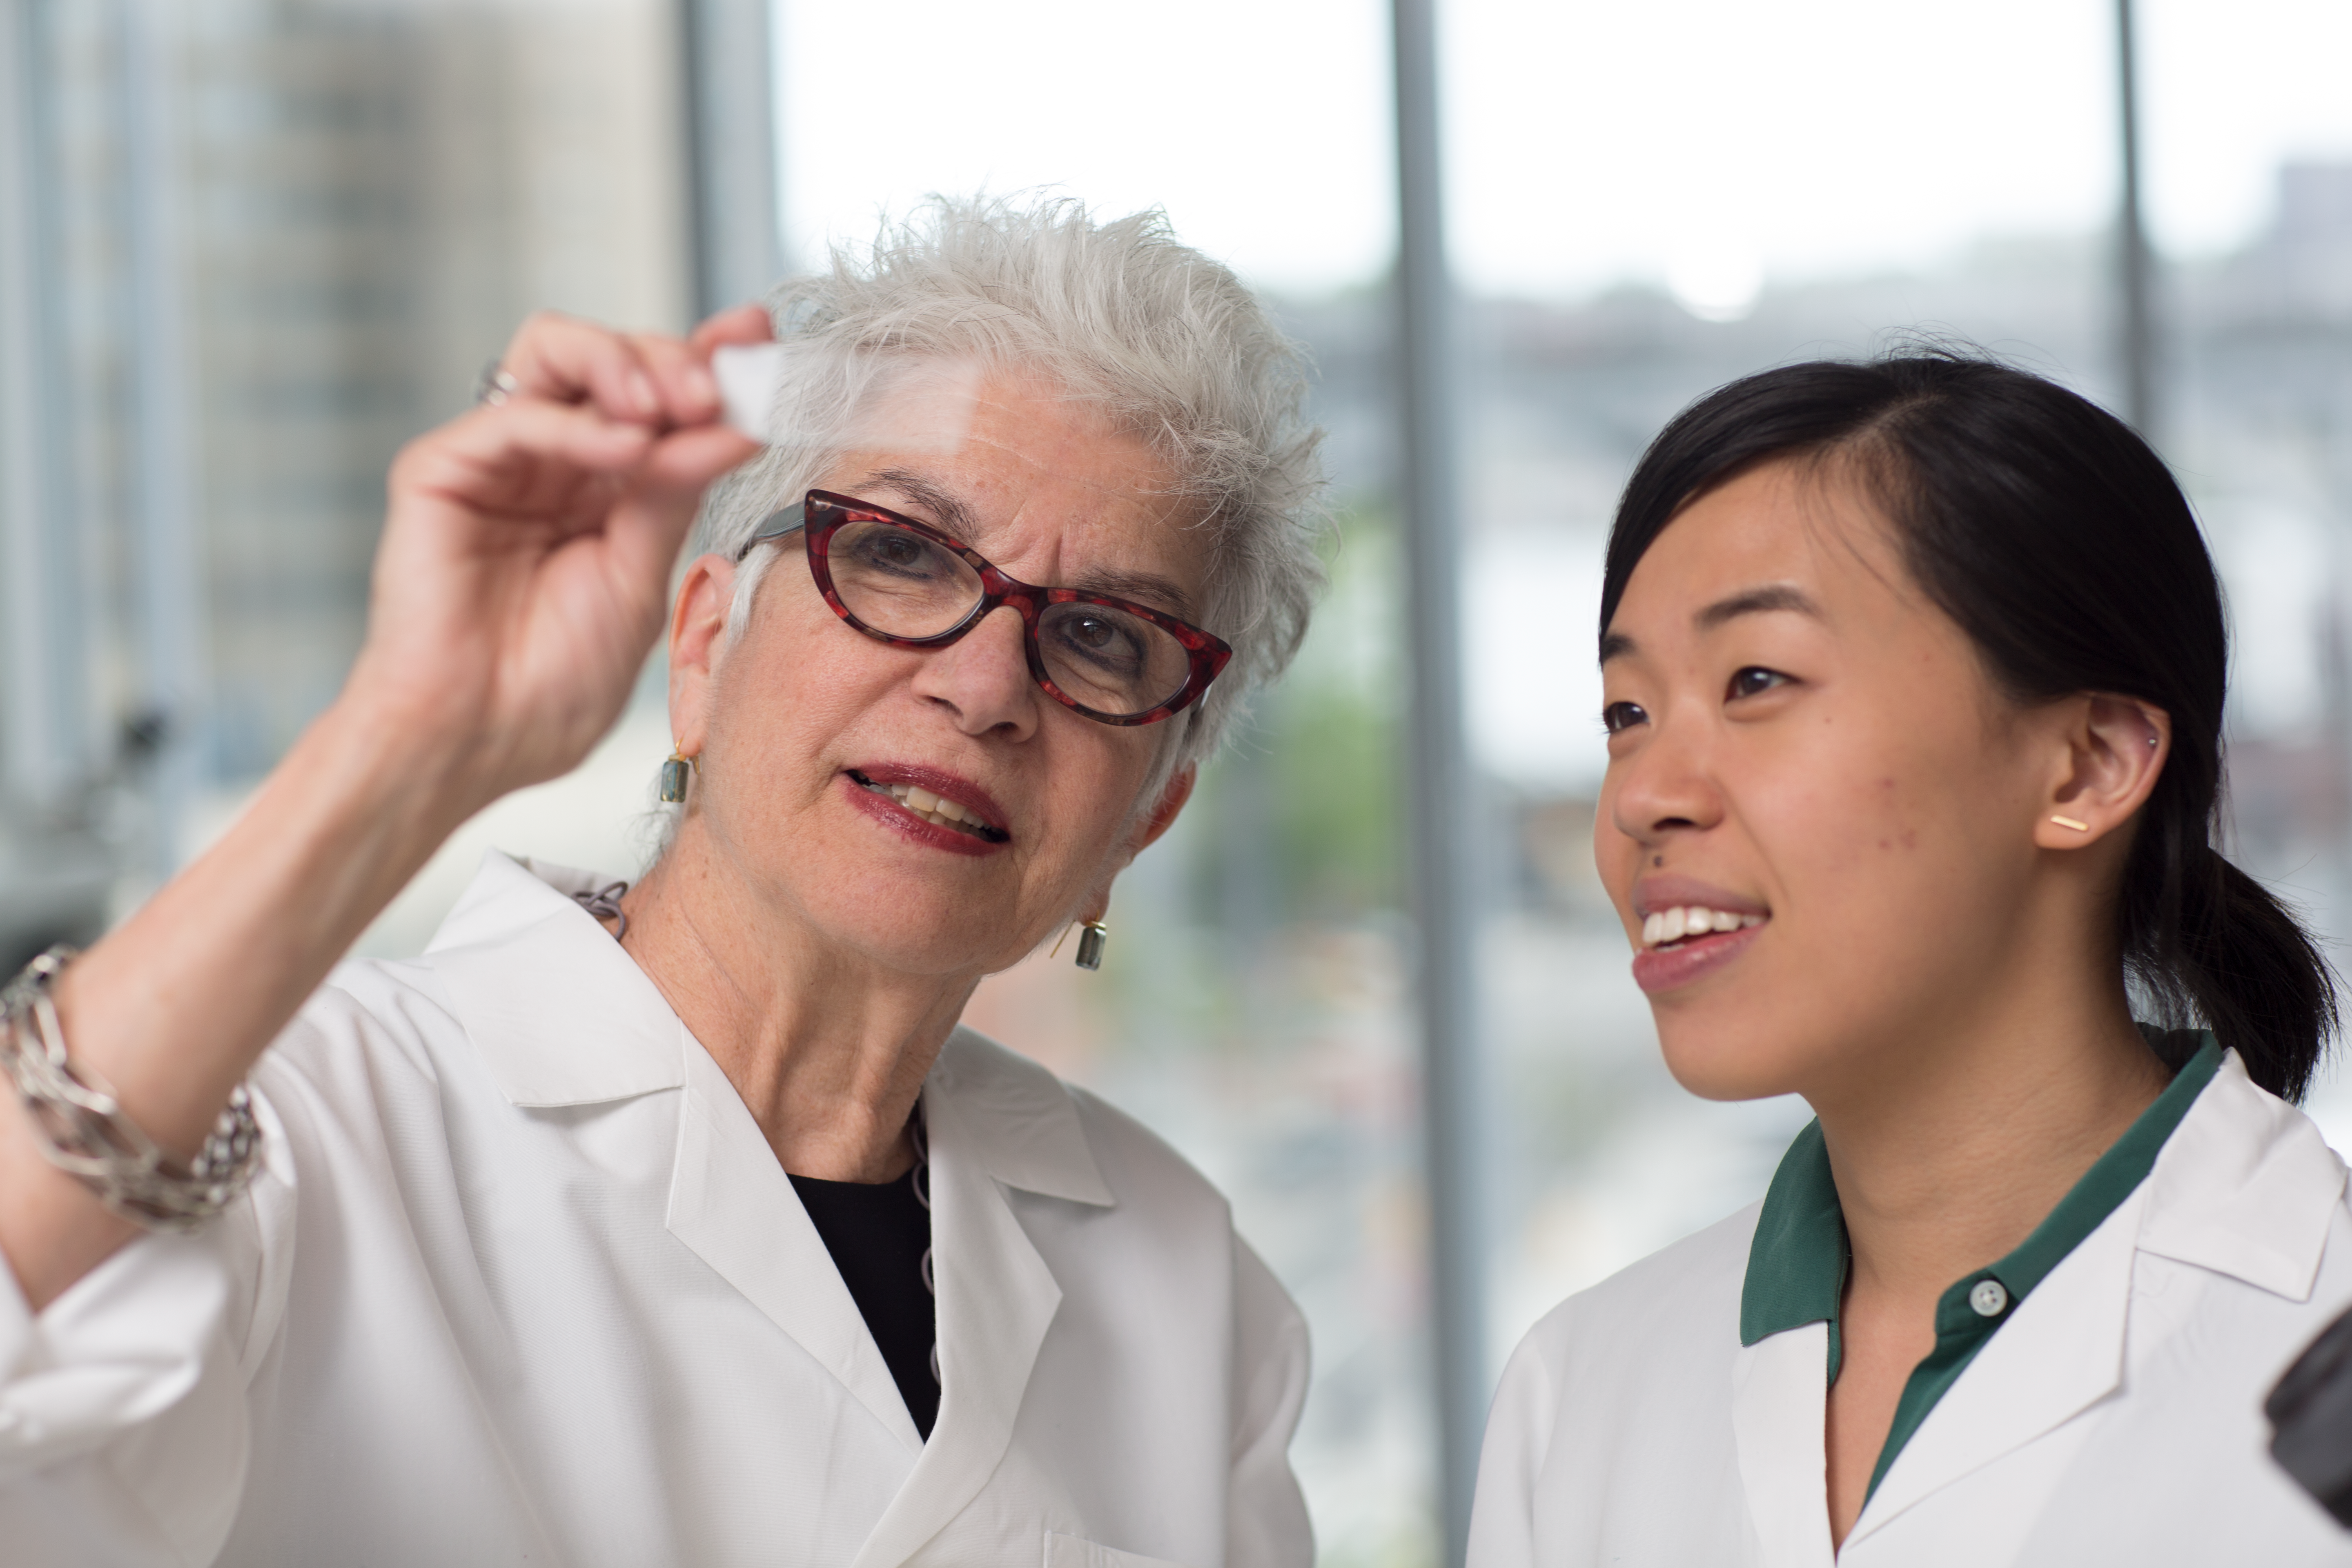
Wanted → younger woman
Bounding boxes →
[1470,355,2352,1565]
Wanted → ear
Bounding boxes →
[1073,766,1198,924]
[666,552,737,759]
[1128,765,1196,858]
[2032,695,2170,852]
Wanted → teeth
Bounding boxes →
[1640,905,1766,949]
[880,781,986,835]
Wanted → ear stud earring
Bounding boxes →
[659,749,695,804]
[2049,814,2091,832]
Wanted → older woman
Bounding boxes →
[0,199,1325,1567]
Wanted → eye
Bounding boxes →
[1601,699,1648,734]
[1726,666,1789,701]
[1050,610,1149,675]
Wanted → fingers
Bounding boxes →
[688,302,775,353]
[498,312,723,432]
[394,398,657,514]
[395,394,757,539]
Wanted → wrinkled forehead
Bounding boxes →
[857,362,1178,501]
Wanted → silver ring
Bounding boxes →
[475,359,520,407]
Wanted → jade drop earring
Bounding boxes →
[659,750,695,804]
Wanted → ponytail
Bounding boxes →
[2127,825,2336,1100]
[1601,351,2339,1099]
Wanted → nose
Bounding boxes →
[910,605,1039,740]
[1604,713,1725,851]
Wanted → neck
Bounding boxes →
[617,824,982,1183]
[1809,956,2169,1306]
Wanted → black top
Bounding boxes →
[786,1167,939,1438]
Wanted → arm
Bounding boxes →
[1462,1326,1562,1568]
[0,307,768,1310]
[1226,1235,1314,1568]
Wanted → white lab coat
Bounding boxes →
[0,851,1312,1568]
[1469,1049,2352,1566]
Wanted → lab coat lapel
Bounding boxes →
[1847,1187,2142,1545]
[1731,1321,1835,1568]
[666,1040,925,1452]
[436,851,917,1446]
[849,1079,1067,1568]
[426,851,685,1107]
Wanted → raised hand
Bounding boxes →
[351,307,770,815]
[2,306,771,1308]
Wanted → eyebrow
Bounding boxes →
[862,468,982,543]
[855,466,1202,621]
[1695,584,1822,630]
[1597,583,1823,664]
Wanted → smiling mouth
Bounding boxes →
[847,769,1010,843]
[1639,905,1767,949]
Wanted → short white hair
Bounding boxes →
[694,194,1329,776]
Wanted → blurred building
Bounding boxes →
[1,0,691,967]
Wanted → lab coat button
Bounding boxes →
[1969,1278,2009,1317]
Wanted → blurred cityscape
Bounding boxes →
[10,5,2352,1566]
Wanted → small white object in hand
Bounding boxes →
[711,343,791,443]
[707,343,985,452]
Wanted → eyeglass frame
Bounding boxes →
[742,489,1234,727]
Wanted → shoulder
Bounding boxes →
[1475,1202,1762,1553]
[934,1027,1231,1230]
[1501,1199,1759,1405]
[251,955,473,1116]
[1068,1085,1228,1218]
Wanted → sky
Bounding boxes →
[780,0,2352,305]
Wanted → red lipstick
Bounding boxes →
[840,765,1010,858]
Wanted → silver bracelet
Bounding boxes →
[1,946,263,1232]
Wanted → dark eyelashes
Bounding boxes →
[1602,667,1790,734]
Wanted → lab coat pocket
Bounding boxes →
[1041,1528,1194,1568]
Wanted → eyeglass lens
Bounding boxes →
[826,518,1196,718]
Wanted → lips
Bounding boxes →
[842,764,1010,857]
[1628,875,1769,995]
[1630,923,1763,994]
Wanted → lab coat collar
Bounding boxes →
[423,848,1125,1557]
[1843,1048,2348,1547]
[2134,1047,2347,1302]
[425,850,686,1105]
[925,1027,1115,1208]
[424,851,1115,1207]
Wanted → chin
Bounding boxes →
[1653,1011,1813,1104]
[824,893,1031,977]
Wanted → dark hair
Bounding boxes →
[1600,351,2337,1101]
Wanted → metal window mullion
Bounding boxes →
[121,0,209,869]
[0,0,92,813]
[1391,0,1488,1561]
[2115,0,2156,436]
[679,0,782,321]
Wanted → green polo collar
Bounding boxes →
[1739,1032,2223,1501]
